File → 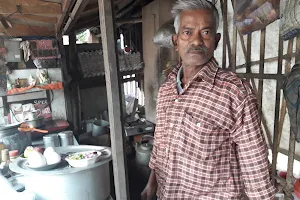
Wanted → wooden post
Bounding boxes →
[68,32,81,135]
[221,0,228,69]
[231,0,237,72]
[246,34,252,82]
[271,36,284,185]
[97,0,130,199]
[57,34,73,123]
[257,29,266,118]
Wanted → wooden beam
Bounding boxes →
[116,17,142,26]
[0,0,61,15]
[236,73,284,81]
[0,23,55,36]
[7,13,57,24]
[236,53,297,69]
[9,18,55,28]
[257,29,266,118]
[62,0,91,35]
[80,7,99,18]
[56,0,75,32]
[98,0,130,199]
[39,0,62,3]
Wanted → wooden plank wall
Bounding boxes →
[222,0,298,198]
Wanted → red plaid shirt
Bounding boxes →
[149,58,276,199]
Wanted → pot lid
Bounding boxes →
[9,145,112,176]
[138,143,153,151]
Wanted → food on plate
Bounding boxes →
[43,147,61,165]
[24,146,34,158]
[43,147,55,158]
[34,147,45,154]
[68,151,99,160]
[9,150,19,161]
[65,151,102,168]
[27,151,47,168]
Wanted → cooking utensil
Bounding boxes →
[135,135,154,166]
[24,117,44,128]
[18,124,48,133]
[0,123,30,153]
[43,134,60,148]
[92,120,109,136]
[58,131,74,147]
[25,110,41,121]
[9,146,112,200]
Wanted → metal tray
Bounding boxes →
[9,145,111,175]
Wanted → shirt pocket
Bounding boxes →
[175,111,229,161]
[170,112,231,192]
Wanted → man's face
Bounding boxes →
[173,9,221,67]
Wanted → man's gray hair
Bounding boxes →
[171,0,219,34]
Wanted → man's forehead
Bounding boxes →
[180,9,215,27]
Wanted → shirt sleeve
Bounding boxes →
[149,87,163,170]
[232,93,276,199]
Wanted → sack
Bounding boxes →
[234,0,280,35]
[280,0,300,40]
[153,20,175,48]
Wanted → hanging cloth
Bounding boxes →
[283,63,300,142]
[20,41,32,62]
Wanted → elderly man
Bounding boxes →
[141,0,276,199]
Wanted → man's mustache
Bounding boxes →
[185,46,208,53]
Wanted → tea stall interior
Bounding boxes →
[1,0,300,200]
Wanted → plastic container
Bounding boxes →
[43,134,60,148]
[295,179,300,198]
[58,131,74,147]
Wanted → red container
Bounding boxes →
[295,179,300,198]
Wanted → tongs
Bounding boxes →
[18,123,49,133]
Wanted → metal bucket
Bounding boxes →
[92,120,109,136]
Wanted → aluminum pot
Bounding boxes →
[9,145,112,200]
[0,124,31,153]
[135,135,154,166]
[24,117,44,128]
[92,120,109,136]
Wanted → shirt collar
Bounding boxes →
[176,66,183,84]
[168,57,219,87]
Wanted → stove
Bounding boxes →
[124,120,155,137]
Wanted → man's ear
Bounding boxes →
[172,34,178,51]
[215,33,221,49]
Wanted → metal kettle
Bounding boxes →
[135,135,154,166]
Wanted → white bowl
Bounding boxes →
[65,151,102,168]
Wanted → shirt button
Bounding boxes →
[196,122,201,127]
[170,124,174,128]
[174,99,179,102]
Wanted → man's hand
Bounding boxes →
[141,183,157,200]
[141,170,157,200]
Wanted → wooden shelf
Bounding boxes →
[5,82,63,96]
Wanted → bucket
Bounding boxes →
[92,120,109,136]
